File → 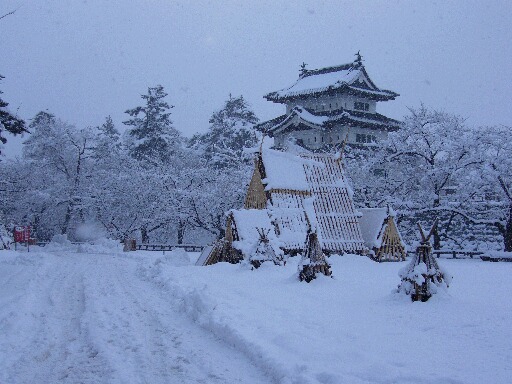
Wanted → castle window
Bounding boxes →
[356,134,372,143]
[356,134,377,144]
[314,136,317,142]
[354,102,370,111]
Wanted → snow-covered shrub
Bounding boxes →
[0,224,13,249]
[298,232,332,283]
[397,244,451,301]
[247,228,284,269]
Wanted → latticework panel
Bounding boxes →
[302,154,366,254]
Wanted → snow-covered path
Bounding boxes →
[0,250,268,384]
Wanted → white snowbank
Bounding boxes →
[3,242,511,384]
[139,254,512,384]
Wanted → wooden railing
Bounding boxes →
[136,244,205,252]
[431,250,483,259]
[34,241,205,253]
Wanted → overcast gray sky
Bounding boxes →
[1,0,511,157]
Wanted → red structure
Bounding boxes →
[14,226,31,243]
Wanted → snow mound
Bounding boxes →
[43,236,122,254]
[75,238,122,254]
[154,248,191,267]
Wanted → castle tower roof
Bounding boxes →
[265,58,399,103]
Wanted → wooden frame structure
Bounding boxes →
[244,149,366,254]
[398,221,450,302]
[198,148,370,266]
[359,207,406,262]
[299,231,332,282]
[243,148,366,255]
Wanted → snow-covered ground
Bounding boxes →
[1,242,511,383]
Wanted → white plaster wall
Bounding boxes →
[275,124,389,150]
[286,94,377,114]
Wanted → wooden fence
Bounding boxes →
[431,250,483,259]
[35,241,204,253]
[29,243,488,259]
[136,244,205,252]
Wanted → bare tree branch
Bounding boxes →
[0,9,17,21]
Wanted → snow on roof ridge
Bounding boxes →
[261,148,311,192]
[301,62,355,77]
[358,207,389,249]
[264,60,399,102]
[271,67,361,99]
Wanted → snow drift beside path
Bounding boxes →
[140,255,512,384]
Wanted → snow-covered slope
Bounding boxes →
[1,244,511,383]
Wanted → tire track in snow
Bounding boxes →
[1,252,113,384]
[82,253,270,383]
[1,251,269,383]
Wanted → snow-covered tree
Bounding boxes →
[0,221,12,249]
[22,112,95,237]
[93,115,121,162]
[0,74,26,157]
[124,85,182,165]
[187,164,250,240]
[437,125,512,251]
[298,232,332,282]
[347,105,478,249]
[248,228,283,269]
[184,95,260,240]
[190,94,259,167]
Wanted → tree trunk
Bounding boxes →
[177,220,185,245]
[141,226,149,244]
[32,214,41,240]
[216,215,225,240]
[432,196,441,250]
[61,204,72,235]
[433,226,441,250]
[504,205,512,252]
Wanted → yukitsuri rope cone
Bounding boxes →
[397,221,451,302]
[250,228,284,269]
[299,231,332,283]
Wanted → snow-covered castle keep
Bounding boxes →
[256,54,400,149]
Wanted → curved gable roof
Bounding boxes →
[255,106,401,136]
[265,61,398,103]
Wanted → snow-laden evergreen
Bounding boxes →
[189,94,259,168]
[124,85,182,166]
[0,74,26,157]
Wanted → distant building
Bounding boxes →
[256,53,400,150]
